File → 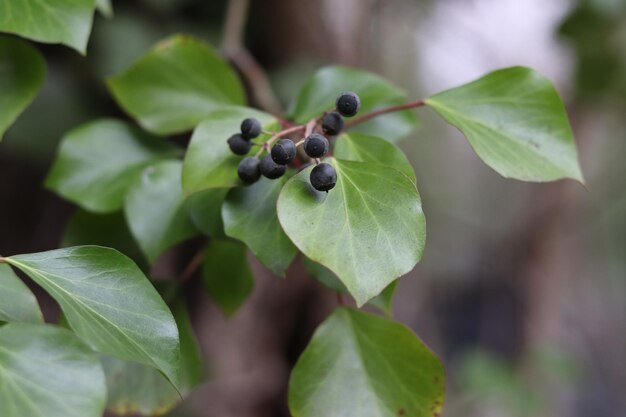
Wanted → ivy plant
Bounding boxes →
[0,3,583,417]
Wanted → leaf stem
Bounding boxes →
[344,99,425,129]
[179,248,206,284]
[0,256,6,264]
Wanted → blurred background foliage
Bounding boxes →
[1,0,625,416]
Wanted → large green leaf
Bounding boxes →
[278,159,425,306]
[107,35,245,135]
[186,188,229,238]
[182,107,276,195]
[0,0,96,54]
[334,133,416,183]
[426,66,584,182]
[290,66,419,142]
[222,177,297,277]
[0,323,106,417]
[0,264,43,323]
[125,160,198,264]
[5,246,181,390]
[202,240,253,316]
[103,302,202,416]
[0,37,45,139]
[46,119,179,213]
[289,308,445,417]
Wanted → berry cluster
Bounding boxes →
[227,92,361,192]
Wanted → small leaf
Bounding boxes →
[5,246,181,390]
[182,107,276,195]
[222,177,297,277]
[0,264,43,323]
[0,37,46,139]
[0,0,96,54]
[426,66,584,182]
[46,119,179,213]
[291,66,419,141]
[186,188,230,238]
[202,240,253,316]
[103,302,202,416]
[107,35,245,135]
[0,323,106,417]
[289,308,445,417]
[95,0,113,17]
[125,160,198,263]
[278,159,426,306]
[334,132,416,183]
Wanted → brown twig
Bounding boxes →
[344,99,425,128]
[179,248,206,284]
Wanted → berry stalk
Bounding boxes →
[344,99,425,129]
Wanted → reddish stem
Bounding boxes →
[344,99,425,128]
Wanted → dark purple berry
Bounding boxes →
[271,139,297,165]
[240,118,262,139]
[322,112,344,135]
[336,92,361,117]
[304,133,329,158]
[310,163,337,192]
[228,134,252,155]
[259,154,286,179]
[237,157,261,184]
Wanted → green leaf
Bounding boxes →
[186,188,229,238]
[107,35,245,135]
[278,159,426,306]
[291,66,419,142]
[182,107,276,195]
[62,210,148,271]
[202,240,253,316]
[0,0,96,54]
[5,246,181,390]
[222,177,297,277]
[0,37,46,139]
[0,264,43,323]
[334,132,416,183]
[46,119,179,213]
[95,0,113,17]
[125,160,198,263]
[103,302,202,416]
[425,66,584,182]
[0,323,106,417]
[289,308,445,417]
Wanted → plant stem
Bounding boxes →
[0,257,6,264]
[344,99,425,128]
[179,248,206,284]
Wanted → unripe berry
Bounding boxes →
[237,157,261,184]
[227,134,252,155]
[336,92,361,117]
[240,118,262,139]
[259,154,286,179]
[304,133,329,158]
[310,163,337,192]
[271,139,297,165]
[322,112,344,135]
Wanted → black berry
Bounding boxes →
[271,139,297,165]
[322,112,344,135]
[336,92,361,117]
[240,118,262,139]
[304,133,329,158]
[259,154,286,179]
[310,163,337,192]
[228,134,252,155]
[237,157,261,184]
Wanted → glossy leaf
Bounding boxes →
[0,264,43,323]
[0,37,46,139]
[104,303,202,416]
[426,66,584,182]
[5,246,181,390]
[278,159,426,306]
[202,240,253,316]
[289,308,445,417]
[291,66,419,141]
[125,160,198,263]
[182,107,276,195]
[186,188,229,238]
[0,0,95,54]
[334,132,416,183]
[0,323,106,417]
[222,177,297,277]
[107,35,245,135]
[46,119,179,213]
